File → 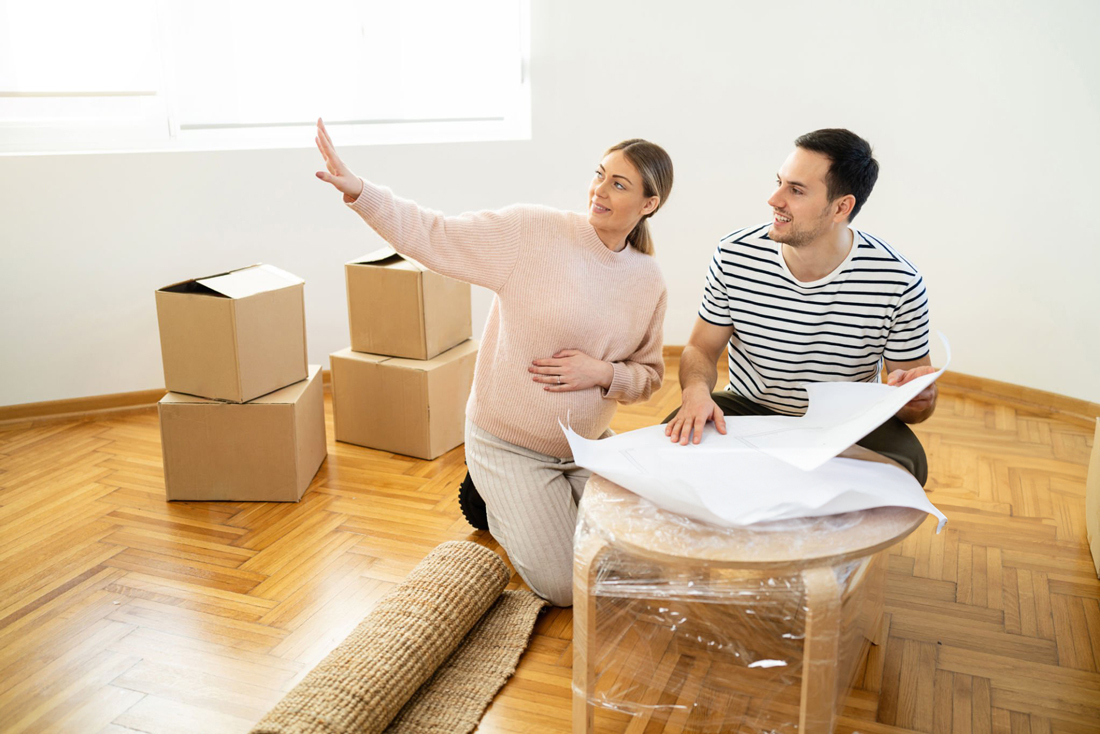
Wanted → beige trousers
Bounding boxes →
[463,422,597,607]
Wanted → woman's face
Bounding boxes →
[587,150,659,234]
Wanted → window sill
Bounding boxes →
[0,114,531,157]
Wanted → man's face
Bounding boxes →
[766,147,837,248]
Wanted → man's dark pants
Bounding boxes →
[664,391,928,486]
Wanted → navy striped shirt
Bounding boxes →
[699,223,930,416]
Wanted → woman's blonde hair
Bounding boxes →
[604,139,674,255]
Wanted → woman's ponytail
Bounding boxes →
[627,217,654,255]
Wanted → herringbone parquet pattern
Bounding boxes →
[0,358,1097,733]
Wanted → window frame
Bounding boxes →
[0,0,531,157]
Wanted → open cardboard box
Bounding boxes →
[159,365,327,502]
[346,246,471,360]
[331,340,478,460]
[156,264,307,403]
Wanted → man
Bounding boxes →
[665,129,936,484]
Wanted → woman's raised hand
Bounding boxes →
[315,118,364,202]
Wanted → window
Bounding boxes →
[0,0,530,155]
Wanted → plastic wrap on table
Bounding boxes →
[573,474,910,733]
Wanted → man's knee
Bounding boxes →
[903,438,929,487]
[858,418,928,486]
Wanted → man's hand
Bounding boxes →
[529,349,613,392]
[315,118,365,202]
[665,384,727,445]
[666,318,735,445]
[887,365,938,424]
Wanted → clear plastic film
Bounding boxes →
[573,475,919,733]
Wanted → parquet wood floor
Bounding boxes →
[0,357,1097,733]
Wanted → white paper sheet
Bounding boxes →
[562,333,950,531]
[687,334,952,472]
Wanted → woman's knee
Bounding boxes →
[504,545,574,607]
[482,511,575,606]
[526,569,573,607]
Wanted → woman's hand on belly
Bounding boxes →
[529,349,614,392]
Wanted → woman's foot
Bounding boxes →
[458,469,489,531]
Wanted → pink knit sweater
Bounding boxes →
[348,181,666,458]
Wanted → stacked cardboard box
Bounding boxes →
[332,246,477,460]
[155,264,327,501]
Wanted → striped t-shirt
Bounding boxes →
[699,223,930,416]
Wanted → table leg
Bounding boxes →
[799,565,841,733]
[573,537,606,734]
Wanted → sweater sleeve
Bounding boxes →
[347,179,522,293]
[603,288,667,404]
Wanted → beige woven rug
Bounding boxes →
[251,541,547,734]
[386,590,548,733]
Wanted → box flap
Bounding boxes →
[198,264,305,299]
[348,246,426,273]
[350,245,400,264]
[158,279,227,297]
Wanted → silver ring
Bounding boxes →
[556,376,561,385]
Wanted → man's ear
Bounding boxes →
[834,194,856,222]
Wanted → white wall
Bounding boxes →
[2,0,1098,407]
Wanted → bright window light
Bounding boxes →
[0,0,529,154]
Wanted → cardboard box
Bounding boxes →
[346,246,471,360]
[156,264,308,403]
[159,365,327,502]
[331,340,478,460]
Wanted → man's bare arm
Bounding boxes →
[665,318,735,445]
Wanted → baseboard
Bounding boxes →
[0,372,337,428]
[936,372,1100,427]
[0,388,167,427]
[3,359,1097,428]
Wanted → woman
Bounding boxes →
[315,119,672,606]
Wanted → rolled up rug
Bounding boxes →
[387,589,548,733]
[252,540,544,734]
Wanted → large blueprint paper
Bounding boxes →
[705,334,952,472]
[565,425,947,531]
[563,334,950,531]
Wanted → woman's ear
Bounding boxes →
[642,196,660,215]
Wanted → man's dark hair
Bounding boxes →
[794,129,879,221]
